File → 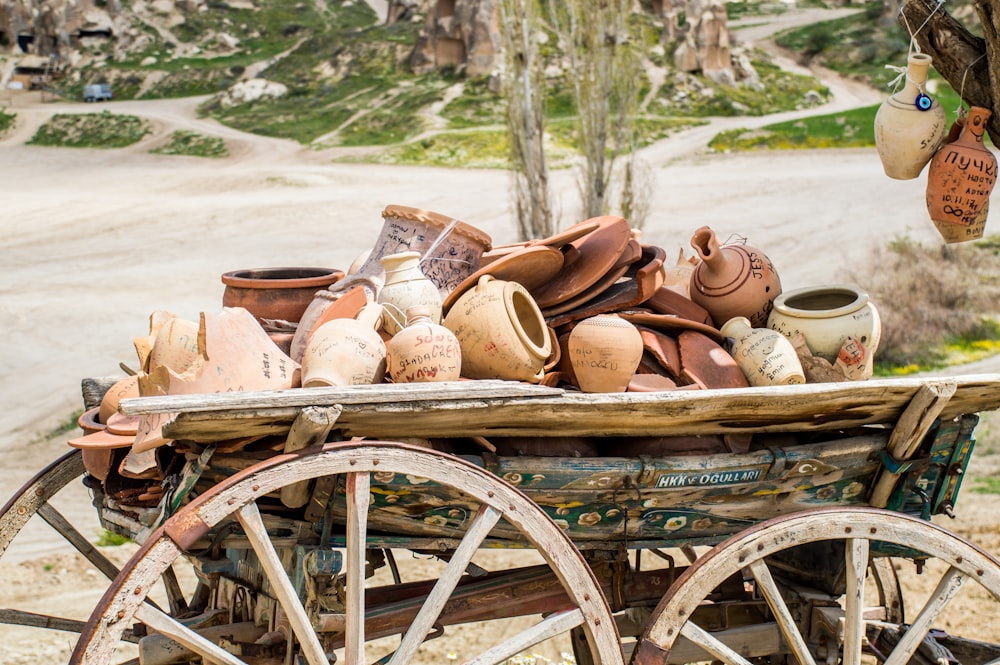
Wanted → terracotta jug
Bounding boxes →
[301,303,387,387]
[689,226,781,328]
[443,275,551,383]
[874,53,948,180]
[720,316,805,387]
[387,306,462,383]
[767,284,881,363]
[378,251,443,336]
[926,106,997,243]
[567,315,644,393]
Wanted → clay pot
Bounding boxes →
[720,316,805,387]
[767,284,881,363]
[222,267,344,324]
[301,303,386,387]
[926,106,997,243]
[443,275,552,383]
[387,306,462,383]
[353,204,493,294]
[874,53,948,180]
[689,226,781,328]
[567,315,644,393]
[68,410,134,481]
[378,252,443,336]
[99,374,140,424]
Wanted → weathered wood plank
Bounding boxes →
[146,374,1000,443]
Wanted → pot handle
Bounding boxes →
[475,274,495,292]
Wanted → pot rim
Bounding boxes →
[771,284,869,319]
[503,281,551,359]
[221,267,344,289]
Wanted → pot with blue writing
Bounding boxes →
[720,316,805,387]
[926,106,997,243]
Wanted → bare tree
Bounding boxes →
[900,0,999,142]
[499,0,554,241]
[547,0,642,220]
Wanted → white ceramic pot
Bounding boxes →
[387,306,462,383]
[767,284,881,363]
[301,303,386,387]
[378,251,443,336]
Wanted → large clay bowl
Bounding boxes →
[222,267,345,324]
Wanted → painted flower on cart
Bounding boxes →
[373,471,396,483]
[578,512,602,526]
[664,516,687,531]
[842,481,864,499]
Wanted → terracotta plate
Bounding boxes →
[618,310,724,344]
[443,245,564,313]
[531,216,633,309]
[480,220,601,267]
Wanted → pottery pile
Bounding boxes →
[73,204,884,492]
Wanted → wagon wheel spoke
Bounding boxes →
[463,608,585,665]
[678,621,753,665]
[389,504,502,665]
[236,501,330,665]
[842,538,869,665]
[345,471,370,665]
[881,566,966,665]
[133,605,248,665]
[747,559,816,665]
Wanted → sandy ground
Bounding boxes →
[2,8,999,662]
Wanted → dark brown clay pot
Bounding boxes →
[926,106,997,243]
[689,226,781,328]
[221,267,344,324]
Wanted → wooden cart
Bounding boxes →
[5,374,1000,665]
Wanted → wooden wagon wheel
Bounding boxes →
[633,506,1000,665]
[71,441,624,665]
[0,449,193,662]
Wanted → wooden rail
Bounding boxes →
[115,374,1000,443]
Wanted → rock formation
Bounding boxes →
[0,0,122,58]
[409,0,500,77]
[671,0,735,85]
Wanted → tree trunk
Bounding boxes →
[900,0,1000,142]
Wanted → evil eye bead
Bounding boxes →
[915,93,932,111]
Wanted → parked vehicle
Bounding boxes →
[83,83,112,102]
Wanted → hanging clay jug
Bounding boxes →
[567,314,644,393]
[720,316,805,387]
[443,275,551,383]
[301,303,387,387]
[689,226,781,329]
[378,251,443,336]
[874,53,948,180]
[926,106,997,243]
[387,305,462,383]
[767,284,881,363]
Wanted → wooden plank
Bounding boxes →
[147,374,1000,443]
[280,405,341,509]
[345,471,371,665]
[869,381,956,508]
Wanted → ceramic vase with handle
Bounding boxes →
[874,53,948,180]
[443,275,551,383]
[720,316,805,387]
[689,226,781,328]
[378,251,443,336]
[926,106,997,243]
[767,284,881,363]
[567,314,644,393]
[387,306,462,383]
[301,303,387,387]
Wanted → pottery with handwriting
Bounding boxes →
[720,316,805,386]
[387,305,462,383]
[443,275,551,383]
[568,314,644,393]
[378,251,443,336]
[767,284,881,363]
[302,303,387,387]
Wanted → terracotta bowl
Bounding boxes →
[69,408,133,481]
[222,267,345,324]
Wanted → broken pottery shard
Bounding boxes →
[133,307,301,452]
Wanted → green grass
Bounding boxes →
[710,104,878,151]
[151,130,229,157]
[28,111,150,148]
[0,107,15,134]
[96,530,132,547]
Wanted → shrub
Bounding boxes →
[28,111,150,148]
[845,235,1000,370]
[150,130,228,157]
[0,107,16,134]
